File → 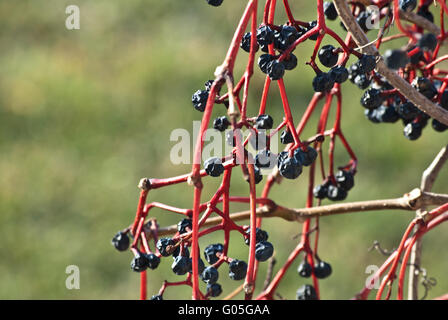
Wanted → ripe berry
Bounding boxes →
[240,32,258,53]
[280,129,294,144]
[318,45,338,68]
[354,74,371,89]
[147,253,161,270]
[192,90,209,112]
[297,261,312,278]
[189,257,206,275]
[432,119,448,132]
[356,11,371,32]
[204,243,224,264]
[384,49,409,70]
[296,284,318,300]
[403,122,423,140]
[361,88,383,110]
[246,165,263,185]
[399,0,417,12]
[329,66,349,83]
[283,53,298,70]
[258,54,275,74]
[112,231,129,252]
[255,149,277,169]
[327,184,348,201]
[397,102,420,120]
[255,114,274,130]
[244,227,269,245]
[357,54,376,73]
[278,25,300,48]
[131,251,149,272]
[206,283,222,297]
[256,25,275,47]
[313,183,328,199]
[206,0,224,6]
[268,60,285,80]
[376,105,400,123]
[411,77,437,99]
[213,116,230,132]
[324,2,338,20]
[314,261,332,279]
[278,154,302,179]
[307,21,318,40]
[150,295,163,300]
[418,33,438,51]
[312,72,334,92]
[177,218,192,234]
[202,266,219,284]
[204,157,224,177]
[294,146,317,166]
[255,241,274,262]
[172,256,191,275]
[417,6,434,23]
[335,170,354,191]
[229,259,248,280]
[156,238,175,256]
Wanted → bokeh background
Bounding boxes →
[0,0,447,300]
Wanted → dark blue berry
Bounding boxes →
[172,256,191,275]
[241,32,258,53]
[412,77,437,99]
[296,284,318,300]
[307,21,318,40]
[268,60,285,80]
[283,53,298,70]
[278,154,302,179]
[147,253,161,270]
[365,109,380,123]
[356,11,372,33]
[354,74,371,89]
[206,283,222,297]
[256,25,275,47]
[255,114,274,130]
[324,2,338,20]
[213,116,230,132]
[313,183,328,199]
[314,261,332,279]
[357,54,376,73]
[131,251,149,272]
[418,33,438,51]
[297,261,312,278]
[255,241,274,262]
[312,72,334,92]
[318,45,338,68]
[294,146,317,167]
[327,184,348,201]
[229,259,248,280]
[244,227,269,245]
[112,231,129,252]
[258,54,275,74]
[204,157,224,177]
[156,238,175,256]
[403,122,423,140]
[329,66,349,83]
[280,129,294,144]
[397,102,420,120]
[278,25,300,49]
[188,257,205,275]
[202,266,219,284]
[192,90,209,112]
[206,0,223,6]
[432,119,448,132]
[177,218,192,234]
[335,170,354,191]
[361,88,383,110]
[376,105,400,123]
[204,243,224,265]
[204,80,214,91]
[384,49,409,70]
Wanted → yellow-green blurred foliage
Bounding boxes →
[0,0,446,299]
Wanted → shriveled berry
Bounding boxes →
[354,74,371,89]
[268,60,285,80]
[279,25,300,48]
[399,0,417,12]
[327,184,348,201]
[329,66,349,83]
[313,183,328,199]
[206,0,224,6]
[324,2,338,20]
[177,218,192,234]
[229,259,248,280]
[255,114,274,130]
[131,251,149,272]
[318,45,338,68]
[283,53,298,70]
[255,149,277,169]
[147,253,161,270]
[294,146,317,166]
[255,241,274,262]
[397,102,420,120]
[361,88,383,110]
[204,157,224,177]
[418,33,438,51]
[112,231,129,252]
[258,54,275,74]
[150,295,163,300]
[411,77,437,99]
[376,105,400,123]
[213,116,230,132]
[357,54,376,73]
[384,49,409,70]
[256,25,275,47]
[202,266,219,284]
[240,32,258,53]
[432,119,448,132]
[192,90,209,112]
[206,283,222,297]
[297,261,312,278]
[296,284,318,300]
[314,261,332,279]
[204,243,224,264]
[172,256,191,275]
[335,170,354,191]
[156,238,175,257]
[245,227,269,245]
[278,155,302,179]
[280,129,294,144]
[403,122,423,140]
[312,72,334,92]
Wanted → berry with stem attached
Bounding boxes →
[204,243,224,265]
[112,231,129,252]
[294,146,318,166]
[327,184,348,201]
[131,251,149,272]
[177,218,192,234]
[360,88,383,110]
[255,241,274,262]
[156,238,175,257]
[192,90,209,112]
[280,129,294,144]
[213,116,230,132]
[172,256,191,275]
[278,153,302,179]
[318,45,338,68]
[229,259,248,280]
[202,266,219,284]
[312,72,334,92]
[206,283,222,297]
[297,260,312,278]
[204,157,224,177]
[147,253,161,270]
[314,260,332,279]
[244,227,269,245]
[324,2,338,20]
[329,66,349,83]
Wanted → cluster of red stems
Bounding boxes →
[117,0,448,300]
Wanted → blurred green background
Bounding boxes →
[0,0,447,300]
